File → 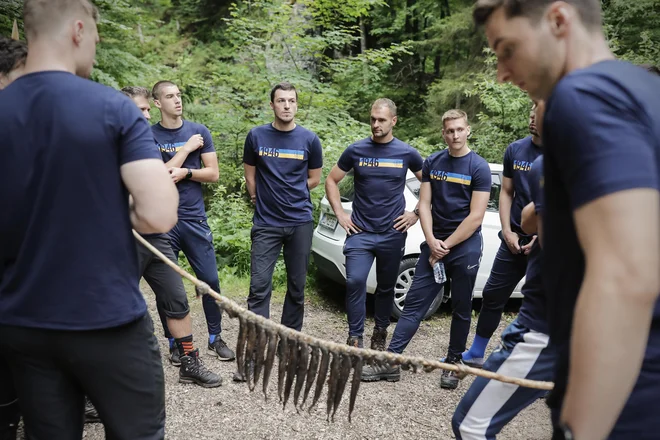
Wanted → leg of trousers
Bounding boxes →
[248,225,285,320]
[387,243,442,354]
[139,235,190,340]
[0,358,19,436]
[0,315,165,440]
[344,232,377,337]
[475,241,528,339]
[170,219,223,336]
[281,222,314,331]
[445,233,482,358]
[452,319,554,440]
[373,229,407,330]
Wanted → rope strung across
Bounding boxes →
[133,230,554,422]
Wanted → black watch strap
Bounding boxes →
[185,168,193,179]
[414,207,420,216]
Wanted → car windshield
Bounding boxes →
[406,178,420,199]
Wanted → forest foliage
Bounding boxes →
[1,0,658,284]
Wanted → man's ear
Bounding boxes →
[154,99,162,109]
[392,116,398,126]
[73,20,85,45]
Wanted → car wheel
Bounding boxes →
[391,257,444,321]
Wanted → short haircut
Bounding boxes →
[442,109,469,128]
[121,86,150,99]
[640,64,660,76]
[372,98,397,117]
[151,80,177,100]
[270,82,297,102]
[0,37,27,75]
[473,0,602,30]
[23,0,99,39]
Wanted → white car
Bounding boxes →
[311,163,524,320]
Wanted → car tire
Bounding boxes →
[391,257,444,321]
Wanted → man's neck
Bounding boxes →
[564,30,615,76]
[372,133,394,144]
[448,145,471,158]
[24,40,76,76]
[160,113,183,129]
[272,119,296,132]
[532,135,542,146]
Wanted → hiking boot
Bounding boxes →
[370,327,387,351]
[440,355,467,390]
[169,346,181,367]
[462,356,485,369]
[361,363,400,382]
[84,397,100,424]
[346,336,364,348]
[208,337,236,361]
[179,349,222,388]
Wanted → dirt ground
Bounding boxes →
[76,282,552,440]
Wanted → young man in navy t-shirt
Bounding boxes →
[0,35,27,440]
[121,86,221,388]
[325,98,423,352]
[463,104,542,368]
[453,106,555,439]
[0,1,179,437]
[325,98,423,354]
[151,80,235,362]
[241,82,323,380]
[367,110,491,387]
[476,1,660,438]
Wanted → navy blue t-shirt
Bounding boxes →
[152,120,215,220]
[503,136,542,237]
[0,71,161,330]
[422,150,491,240]
[517,155,547,335]
[543,61,660,431]
[243,124,323,227]
[337,137,423,233]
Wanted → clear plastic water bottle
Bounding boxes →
[433,260,446,284]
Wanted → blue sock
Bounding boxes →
[168,337,175,349]
[209,334,217,344]
[464,335,489,360]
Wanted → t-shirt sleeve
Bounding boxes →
[421,158,431,183]
[336,145,354,172]
[309,135,323,169]
[243,130,257,166]
[529,156,544,213]
[408,147,424,173]
[472,159,492,192]
[116,98,161,165]
[546,79,658,210]
[502,144,514,178]
[200,125,215,154]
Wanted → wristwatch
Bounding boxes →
[185,168,193,180]
[414,207,420,216]
[552,422,574,440]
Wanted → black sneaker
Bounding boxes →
[179,349,223,388]
[346,336,364,348]
[169,346,181,367]
[84,397,100,424]
[440,355,467,390]
[208,337,235,361]
[370,327,387,351]
[361,363,400,382]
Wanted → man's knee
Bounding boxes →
[346,273,367,293]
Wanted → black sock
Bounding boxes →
[175,335,194,357]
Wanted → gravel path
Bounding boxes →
[79,283,552,439]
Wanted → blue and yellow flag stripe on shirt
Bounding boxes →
[358,157,404,168]
[159,141,187,153]
[258,147,305,160]
[430,170,472,185]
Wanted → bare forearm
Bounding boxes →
[246,177,256,199]
[307,176,320,190]
[419,205,435,242]
[130,194,178,234]
[165,150,191,168]
[521,202,537,235]
[562,275,657,439]
[499,191,514,232]
[444,215,482,248]
[325,180,345,216]
[190,167,218,183]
